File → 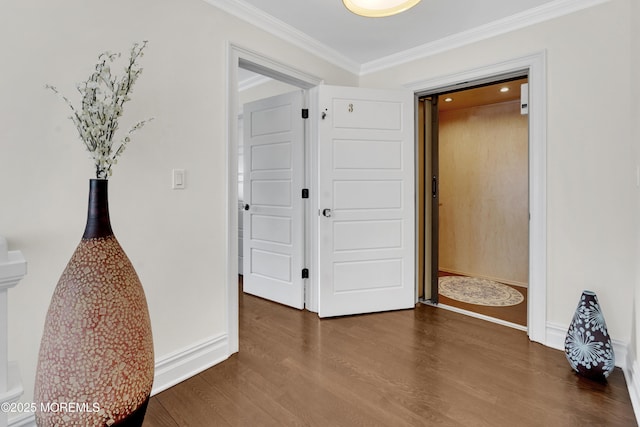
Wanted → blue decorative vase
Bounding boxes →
[564,290,614,380]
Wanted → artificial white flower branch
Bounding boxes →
[47,41,153,179]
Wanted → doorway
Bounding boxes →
[228,49,548,353]
[237,73,306,309]
[227,44,323,353]
[419,77,529,329]
[407,52,546,343]
[237,68,302,275]
[233,55,416,322]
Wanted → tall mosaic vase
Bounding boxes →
[34,179,154,426]
[564,290,614,381]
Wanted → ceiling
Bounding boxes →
[239,0,553,65]
[439,77,528,111]
[209,0,602,73]
[223,0,596,109]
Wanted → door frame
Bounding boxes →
[226,43,323,354]
[406,51,547,344]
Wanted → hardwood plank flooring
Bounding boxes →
[144,285,636,426]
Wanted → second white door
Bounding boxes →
[243,90,306,309]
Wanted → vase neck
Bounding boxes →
[83,179,113,239]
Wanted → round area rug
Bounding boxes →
[438,276,524,307]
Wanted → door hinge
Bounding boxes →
[301,188,309,199]
[302,268,309,279]
[301,108,309,119]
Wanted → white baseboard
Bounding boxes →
[151,333,229,396]
[7,412,34,427]
[8,333,230,427]
[626,353,640,423]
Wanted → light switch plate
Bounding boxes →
[172,169,185,189]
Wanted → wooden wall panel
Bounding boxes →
[438,100,528,286]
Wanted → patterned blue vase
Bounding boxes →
[564,290,614,380]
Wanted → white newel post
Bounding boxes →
[0,237,26,427]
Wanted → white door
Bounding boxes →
[243,90,305,309]
[316,85,415,317]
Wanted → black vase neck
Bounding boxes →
[83,179,114,239]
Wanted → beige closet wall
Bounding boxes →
[439,100,528,286]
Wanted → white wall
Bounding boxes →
[361,0,636,342]
[0,0,356,419]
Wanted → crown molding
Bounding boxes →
[360,0,610,75]
[205,0,609,77]
[204,0,361,75]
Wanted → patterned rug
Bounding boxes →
[438,276,524,307]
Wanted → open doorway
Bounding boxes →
[226,45,324,353]
[418,76,529,330]
[236,68,301,276]
[230,47,415,323]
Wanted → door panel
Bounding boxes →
[243,90,305,309]
[334,180,402,209]
[251,215,291,244]
[333,259,403,292]
[333,220,402,251]
[333,140,402,169]
[251,142,292,170]
[332,99,403,130]
[316,85,415,318]
[251,180,292,206]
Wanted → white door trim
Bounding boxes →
[405,51,547,344]
[226,43,323,354]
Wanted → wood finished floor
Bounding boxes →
[143,287,636,426]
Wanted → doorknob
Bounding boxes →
[244,204,250,211]
[322,208,332,217]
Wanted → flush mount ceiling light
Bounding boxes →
[343,0,421,17]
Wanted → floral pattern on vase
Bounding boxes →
[564,290,614,380]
